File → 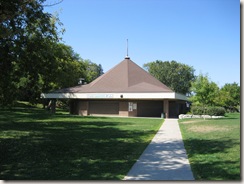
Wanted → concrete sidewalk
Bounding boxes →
[123,119,194,180]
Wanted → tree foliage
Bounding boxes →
[144,60,195,95]
[0,0,58,106]
[189,74,219,107]
[16,42,85,103]
[189,74,240,112]
[0,0,103,106]
[83,60,104,83]
[218,83,240,112]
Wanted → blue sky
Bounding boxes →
[44,0,240,87]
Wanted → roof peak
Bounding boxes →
[52,57,173,93]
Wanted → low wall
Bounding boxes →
[179,114,224,119]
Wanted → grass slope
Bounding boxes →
[0,102,163,180]
[179,113,240,180]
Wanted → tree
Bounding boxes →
[16,41,92,103]
[0,0,59,106]
[143,60,195,95]
[189,74,219,107]
[50,43,87,89]
[83,60,104,83]
[16,34,58,103]
[218,83,240,112]
[15,41,104,104]
[0,0,104,106]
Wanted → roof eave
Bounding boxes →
[41,92,188,100]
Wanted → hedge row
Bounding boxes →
[191,106,226,116]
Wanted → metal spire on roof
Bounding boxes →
[125,39,130,59]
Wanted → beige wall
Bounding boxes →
[79,100,88,116]
[71,99,184,118]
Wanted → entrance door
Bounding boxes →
[137,101,163,117]
[169,101,179,118]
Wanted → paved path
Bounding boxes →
[123,119,194,180]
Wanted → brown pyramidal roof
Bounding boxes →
[54,57,173,93]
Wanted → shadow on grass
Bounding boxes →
[190,160,240,180]
[0,108,54,122]
[183,139,240,180]
[0,107,112,123]
[184,139,238,155]
[0,118,157,180]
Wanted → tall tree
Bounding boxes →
[50,43,87,89]
[16,42,86,103]
[218,82,240,112]
[0,0,104,106]
[144,60,195,95]
[189,74,219,107]
[0,0,59,106]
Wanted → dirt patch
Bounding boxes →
[188,126,230,133]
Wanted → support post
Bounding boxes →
[51,99,56,114]
[164,100,169,119]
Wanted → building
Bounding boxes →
[41,56,188,118]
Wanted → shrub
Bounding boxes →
[191,106,205,115]
[206,106,226,116]
[191,106,225,116]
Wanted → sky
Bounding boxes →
[44,0,240,87]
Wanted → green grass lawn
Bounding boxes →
[179,113,240,180]
[0,102,163,180]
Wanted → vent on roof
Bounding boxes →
[78,78,85,85]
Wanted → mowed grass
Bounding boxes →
[179,113,240,180]
[0,103,163,180]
